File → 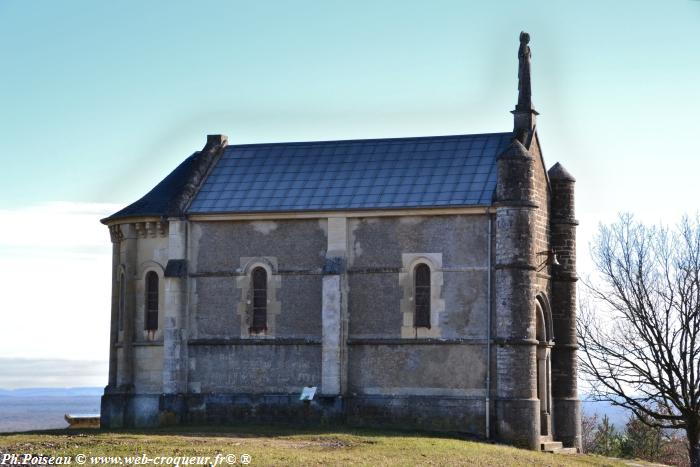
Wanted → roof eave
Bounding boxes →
[186,204,494,221]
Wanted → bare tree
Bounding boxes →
[581,413,599,454]
[578,214,700,467]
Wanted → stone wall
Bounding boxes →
[347,344,487,396]
[188,219,325,341]
[109,222,169,393]
[529,139,552,296]
[184,215,491,401]
[345,215,490,432]
[348,215,490,270]
[133,345,164,393]
[186,219,326,394]
[103,210,560,443]
[188,344,321,394]
[190,219,326,273]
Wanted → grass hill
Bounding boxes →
[0,425,664,466]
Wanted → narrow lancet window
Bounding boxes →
[414,264,431,328]
[145,271,159,332]
[251,267,267,333]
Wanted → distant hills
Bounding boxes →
[0,388,102,433]
[582,400,631,428]
[0,387,103,398]
[0,387,632,430]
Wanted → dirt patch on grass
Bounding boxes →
[163,432,378,450]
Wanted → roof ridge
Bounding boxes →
[228,131,512,148]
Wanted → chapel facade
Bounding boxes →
[100,32,581,451]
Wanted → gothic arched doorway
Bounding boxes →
[535,294,553,437]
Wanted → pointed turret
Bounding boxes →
[512,31,539,146]
[548,162,576,183]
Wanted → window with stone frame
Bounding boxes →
[145,271,159,332]
[250,267,268,333]
[414,263,431,328]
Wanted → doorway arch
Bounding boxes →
[535,293,553,438]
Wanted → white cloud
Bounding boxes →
[0,202,121,249]
[0,202,121,364]
[0,358,108,389]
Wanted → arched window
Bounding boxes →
[118,272,125,331]
[251,267,267,333]
[145,271,159,332]
[414,263,431,328]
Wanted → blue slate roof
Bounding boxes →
[187,132,512,214]
[105,153,199,221]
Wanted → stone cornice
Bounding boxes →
[550,218,579,226]
[103,215,163,228]
[493,200,539,209]
[107,219,169,242]
[134,220,168,238]
[108,225,123,243]
[494,262,537,271]
[347,338,489,345]
[493,338,539,346]
[186,206,490,221]
[552,273,579,282]
[188,338,321,346]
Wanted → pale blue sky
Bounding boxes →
[1,0,699,386]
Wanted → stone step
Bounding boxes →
[540,441,579,455]
[541,441,563,452]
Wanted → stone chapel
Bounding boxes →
[100,32,581,451]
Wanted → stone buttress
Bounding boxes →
[493,138,540,449]
[549,163,581,450]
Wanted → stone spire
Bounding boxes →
[512,31,539,145]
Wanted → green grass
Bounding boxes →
[0,425,654,466]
